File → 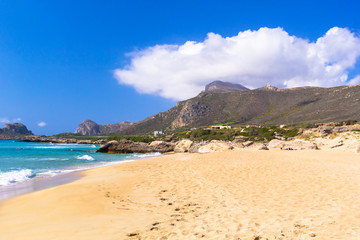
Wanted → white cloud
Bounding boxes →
[348,75,360,86]
[0,118,10,124]
[114,27,360,100]
[0,117,21,124]
[13,118,21,122]
[38,122,47,127]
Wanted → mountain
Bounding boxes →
[75,120,133,135]
[256,84,279,91]
[120,82,360,135]
[204,80,249,93]
[0,123,33,135]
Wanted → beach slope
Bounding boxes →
[1,150,360,239]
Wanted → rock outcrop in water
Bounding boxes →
[0,123,33,136]
[75,120,133,135]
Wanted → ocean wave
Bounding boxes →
[38,169,76,177]
[33,144,89,149]
[34,146,71,149]
[127,152,162,159]
[0,169,36,186]
[76,155,95,161]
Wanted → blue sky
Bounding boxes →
[0,0,360,135]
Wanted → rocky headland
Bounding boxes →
[0,123,33,138]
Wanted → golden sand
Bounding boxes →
[1,150,360,239]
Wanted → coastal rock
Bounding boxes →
[149,141,165,147]
[188,141,209,153]
[149,141,175,153]
[98,140,118,149]
[174,139,193,153]
[231,142,245,149]
[198,142,233,153]
[232,136,246,143]
[316,124,360,136]
[258,144,269,150]
[96,139,174,153]
[77,140,92,144]
[329,143,344,149]
[268,139,318,150]
[302,128,317,135]
[93,139,108,145]
[333,125,360,133]
[96,139,149,153]
[317,126,334,136]
[268,139,284,148]
[243,141,254,147]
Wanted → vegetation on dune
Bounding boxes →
[174,126,300,142]
[103,136,155,143]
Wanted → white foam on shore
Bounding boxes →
[0,152,162,187]
[35,152,163,181]
[77,155,95,161]
[96,152,163,167]
[127,152,162,159]
[38,169,77,177]
[0,169,36,186]
[33,143,98,149]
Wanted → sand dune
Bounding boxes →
[1,150,360,239]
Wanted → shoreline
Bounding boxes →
[0,152,163,202]
[0,171,82,201]
[1,150,360,239]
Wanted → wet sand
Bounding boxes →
[1,150,360,239]
[0,171,81,201]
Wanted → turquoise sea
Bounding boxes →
[0,139,159,186]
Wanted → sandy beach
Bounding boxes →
[1,150,360,239]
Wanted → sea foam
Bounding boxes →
[0,169,35,186]
[77,155,95,161]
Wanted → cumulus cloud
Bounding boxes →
[38,122,47,127]
[114,27,360,100]
[13,118,21,122]
[0,118,10,124]
[0,117,21,124]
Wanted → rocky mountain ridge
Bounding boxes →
[75,119,133,135]
[204,80,249,93]
[120,81,360,134]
